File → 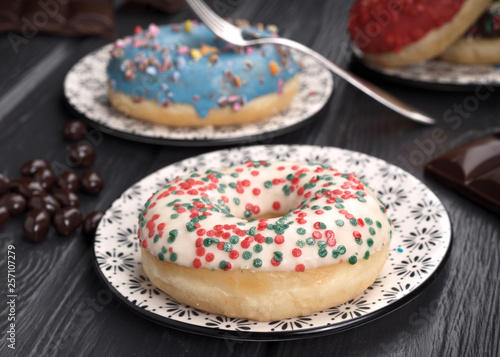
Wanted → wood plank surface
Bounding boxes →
[0,1,499,356]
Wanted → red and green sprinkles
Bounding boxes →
[138,160,392,271]
[332,245,346,259]
[318,248,328,258]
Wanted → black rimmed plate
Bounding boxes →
[64,45,333,146]
[93,145,452,340]
[351,55,500,92]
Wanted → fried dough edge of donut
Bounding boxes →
[439,37,500,64]
[358,0,491,67]
[108,75,300,127]
[141,242,391,322]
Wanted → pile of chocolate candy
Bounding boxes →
[0,120,105,242]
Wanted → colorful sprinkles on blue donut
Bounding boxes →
[107,20,300,118]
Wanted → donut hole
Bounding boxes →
[251,212,287,220]
[249,204,303,220]
[221,191,307,223]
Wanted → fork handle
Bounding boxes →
[249,37,435,125]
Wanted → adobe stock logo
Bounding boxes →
[8,0,69,53]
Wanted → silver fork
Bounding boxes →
[186,0,435,125]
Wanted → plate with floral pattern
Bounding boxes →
[64,45,333,146]
[93,145,452,340]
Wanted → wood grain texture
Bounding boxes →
[0,0,499,356]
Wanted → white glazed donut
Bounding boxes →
[139,160,393,321]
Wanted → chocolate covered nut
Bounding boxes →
[28,194,61,217]
[20,159,55,191]
[63,120,87,141]
[83,210,104,236]
[24,209,51,243]
[33,168,55,191]
[11,177,45,197]
[68,143,96,167]
[53,207,83,235]
[0,205,9,229]
[53,188,80,208]
[81,170,104,195]
[21,159,51,176]
[57,170,80,191]
[0,173,11,195]
[0,193,27,215]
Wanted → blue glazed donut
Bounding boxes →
[107,20,300,127]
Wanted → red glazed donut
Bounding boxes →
[348,0,491,67]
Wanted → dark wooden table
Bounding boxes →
[1,1,499,356]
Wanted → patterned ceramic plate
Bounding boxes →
[353,56,500,90]
[64,45,333,146]
[93,145,452,340]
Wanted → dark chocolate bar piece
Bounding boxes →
[0,0,115,38]
[425,132,500,215]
